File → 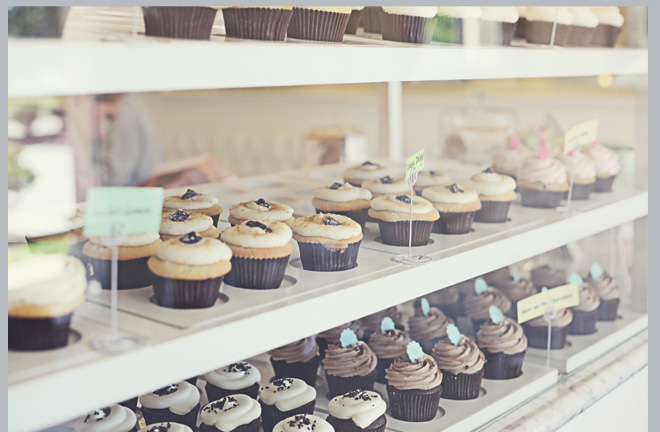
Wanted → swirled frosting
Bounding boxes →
[558,152,597,180]
[291,214,362,240]
[259,378,316,411]
[358,306,403,332]
[343,161,389,182]
[414,170,452,189]
[482,267,513,288]
[322,341,377,378]
[481,6,519,23]
[318,321,364,343]
[424,286,460,306]
[313,182,372,202]
[585,271,620,301]
[273,414,334,432]
[269,336,319,364]
[139,382,200,415]
[531,265,567,289]
[230,199,294,222]
[164,189,219,210]
[328,390,386,428]
[367,329,411,359]
[465,169,517,197]
[362,177,409,195]
[385,354,443,390]
[370,194,435,215]
[526,7,573,25]
[382,7,437,18]
[517,157,568,185]
[526,308,573,327]
[574,281,601,312]
[221,220,292,249]
[464,287,512,320]
[499,278,537,302]
[422,184,479,204]
[492,146,529,174]
[408,307,454,341]
[74,404,137,432]
[568,7,598,28]
[591,6,624,27]
[160,210,214,236]
[584,144,621,176]
[431,335,486,375]
[138,423,193,432]
[204,361,261,390]
[89,232,160,247]
[156,235,232,266]
[476,317,527,354]
[200,395,261,432]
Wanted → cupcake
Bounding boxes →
[530,264,567,289]
[481,267,513,288]
[590,7,624,47]
[326,390,387,432]
[565,7,599,46]
[312,182,372,229]
[204,361,261,403]
[360,7,383,34]
[164,189,222,226]
[476,307,527,379]
[8,254,86,350]
[323,330,378,399]
[585,262,620,321]
[568,273,600,335]
[269,337,321,387]
[259,378,317,432]
[344,7,364,34]
[368,194,439,246]
[291,214,362,272]
[199,395,262,432]
[454,277,478,299]
[466,168,517,223]
[498,271,537,321]
[463,278,512,329]
[138,423,192,432]
[75,405,138,432]
[358,306,404,340]
[523,308,573,350]
[142,7,219,40]
[422,184,481,234]
[408,301,454,353]
[513,7,527,39]
[480,7,519,46]
[148,232,232,309]
[583,141,621,192]
[415,286,463,321]
[434,7,482,44]
[367,317,411,383]
[413,170,452,196]
[342,161,389,187]
[317,321,365,358]
[221,7,293,41]
[139,381,201,429]
[557,151,597,200]
[83,232,161,290]
[160,209,219,241]
[517,140,569,208]
[229,198,294,227]
[221,220,292,290]
[431,324,485,399]
[273,414,334,432]
[524,7,573,46]
[287,7,351,42]
[380,7,438,44]
[492,135,529,181]
[362,176,408,199]
[385,342,443,422]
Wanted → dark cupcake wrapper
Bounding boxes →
[524,323,570,350]
[327,413,387,432]
[569,309,599,335]
[563,182,594,200]
[474,200,512,223]
[565,25,596,46]
[270,356,321,387]
[519,188,565,209]
[591,24,622,47]
[434,211,476,234]
[380,13,436,44]
[598,298,620,321]
[344,9,363,34]
[287,7,350,42]
[513,17,527,39]
[361,6,383,33]
[88,256,152,290]
[141,404,200,429]
[315,208,368,230]
[260,399,316,432]
[482,350,525,380]
[480,21,517,46]
[440,368,484,400]
[296,240,360,272]
[386,384,443,422]
[151,275,222,309]
[200,417,261,432]
[592,175,616,192]
[524,21,572,46]
[325,368,377,399]
[142,6,218,40]
[375,357,395,384]
[377,219,434,246]
[205,381,260,403]
[433,15,463,44]
[222,7,292,41]
[9,313,73,351]
[224,254,290,290]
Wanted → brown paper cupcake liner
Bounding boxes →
[434,211,476,234]
[152,275,223,309]
[361,7,383,33]
[375,357,395,384]
[433,16,463,44]
[519,188,565,208]
[592,175,616,192]
[9,313,73,351]
[89,256,152,290]
[524,323,570,350]
[260,399,316,432]
[377,220,434,246]
[200,418,261,432]
[315,208,368,230]
[344,9,363,34]
[142,6,218,40]
[591,24,622,47]
[480,21,517,46]
[380,13,436,44]
[482,350,525,380]
[514,17,527,39]
[598,298,620,322]
[325,368,377,399]
[563,182,594,200]
[270,356,321,387]
[565,25,596,46]
[141,404,200,429]
[327,414,387,432]
[440,368,485,399]
[287,7,350,42]
[222,7,292,41]
[205,381,259,403]
[569,309,599,335]
[474,200,512,223]
[224,254,290,290]
[524,21,572,46]
[386,384,443,422]
[296,240,360,272]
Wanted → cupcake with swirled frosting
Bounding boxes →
[75,404,138,432]
[148,232,232,309]
[317,321,365,358]
[408,306,455,353]
[221,220,292,290]
[557,151,597,200]
[368,194,439,246]
[524,7,574,46]
[482,267,513,288]
[590,7,624,47]
[313,182,372,229]
[492,136,529,180]
[498,276,536,321]
[287,7,352,42]
[585,264,620,321]
[326,390,387,432]
[422,183,481,234]
[204,361,262,403]
[463,285,512,329]
[160,209,219,241]
[568,275,600,335]
[414,286,463,321]
[583,141,621,192]
[523,308,573,350]
[413,170,452,196]
[229,198,294,227]
[517,142,569,208]
[323,340,378,399]
[477,316,527,379]
[273,414,334,432]
[139,381,201,429]
[342,161,389,187]
[380,7,438,44]
[466,168,517,223]
[269,337,321,387]
[163,189,222,226]
[368,327,411,384]
[362,176,409,199]
[138,423,193,432]
[199,394,262,432]
[358,306,404,340]
[531,264,567,289]
[431,332,486,399]
[259,378,317,432]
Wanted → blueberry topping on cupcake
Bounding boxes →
[83,407,111,422]
[181,189,198,199]
[482,167,495,174]
[244,220,273,233]
[153,384,178,396]
[169,210,191,222]
[255,198,271,209]
[447,183,464,193]
[329,182,344,190]
[430,170,437,175]
[379,175,394,184]
[362,161,376,167]
[322,216,341,226]
[396,194,411,204]
[179,232,203,244]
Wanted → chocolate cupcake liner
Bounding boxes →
[89,256,152,290]
[440,368,484,400]
[375,357,395,384]
[224,254,290,290]
[9,313,72,351]
[416,337,443,355]
[591,24,622,47]
[119,397,138,412]
[315,208,368,230]
[8,6,70,38]
[474,200,512,223]
[260,399,316,432]
[480,21,517,46]
[433,16,463,44]
[519,188,565,209]
[287,7,350,42]
[598,298,620,322]
[380,13,436,44]
[344,9,363,34]
[592,175,616,192]
[361,7,383,33]
[325,368,377,399]
[524,324,570,350]
[483,350,525,380]
[513,17,527,39]
[563,182,594,200]
[205,381,260,403]
[524,21,572,46]
[386,384,443,422]
[565,25,596,46]
[270,356,321,387]
[327,414,387,432]
[142,7,218,40]
[141,404,200,429]
[151,275,222,309]
[434,211,476,235]
[296,240,360,272]
[200,417,261,432]
[377,220,434,246]
[569,309,599,335]
[222,7,291,41]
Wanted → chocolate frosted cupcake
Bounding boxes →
[524,7,573,46]
[344,7,364,34]
[463,279,512,329]
[585,263,620,321]
[408,304,454,353]
[199,395,262,432]
[229,198,294,227]
[313,182,372,229]
[413,170,452,196]
[415,286,463,321]
[434,7,482,44]
[343,161,389,187]
[492,135,529,181]
[569,274,600,335]
[287,7,351,42]
[164,189,222,226]
[523,308,573,350]
[362,176,409,199]
[327,390,387,432]
[9,254,86,351]
[368,194,439,247]
[142,7,219,40]
[380,7,437,44]
[431,326,485,399]
[482,266,513,288]
[84,232,161,290]
[517,143,570,208]
[422,184,481,234]
[323,333,378,399]
[360,7,383,33]
[531,264,567,290]
[148,232,232,309]
[584,141,621,192]
[160,209,219,241]
[259,378,317,432]
[138,423,192,432]
[367,319,411,384]
[75,404,138,432]
[221,7,293,41]
[273,414,334,432]
[477,312,527,380]
[480,7,519,46]
[558,151,597,200]
[221,220,292,290]
[269,337,321,387]
[590,7,624,47]
[204,361,261,403]
[291,214,362,272]
[498,274,536,321]
[139,382,201,429]
[466,168,517,223]
[317,321,365,358]
[358,306,404,340]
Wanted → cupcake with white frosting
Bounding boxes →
[259,378,317,432]
[160,209,219,241]
[291,213,362,272]
[326,390,387,432]
[342,161,389,187]
[74,404,138,432]
[204,361,262,403]
[273,414,334,432]
[524,6,574,46]
[269,337,321,387]
[24,209,87,264]
[163,189,222,226]
[139,381,201,429]
[434,6,482,44]
[517,138,569,208]
[221,7,293,41]
[422,184,481,234]
[148,232,232,309]
[361,176,409,198]
[344,6,365,34]
[368,194,439,246]
[199,394,262,432]
[590,7,624,47]
[583,141,621,192]
[480,7,519,46]
[566,7,599,46]
[229,198,294,227]
[465,168,517,223]
[287,7,352,42]
[380,7,438,44]
[221,220,292,289]
[413,170,452,196]
[83,232,162,290]
[557,151,597,200]
[138,423,193,432]
[312,182,372,229]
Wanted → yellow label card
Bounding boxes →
[517,283,580,324]
[564,119,598,155]
[406,149,425,180]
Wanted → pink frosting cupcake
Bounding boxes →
[583,140,620,192]
[517,137,569,208]
[492,135,529,181]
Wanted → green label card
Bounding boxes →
[84,187,164,236]
[564,119,598,155]
[406,149,425,180]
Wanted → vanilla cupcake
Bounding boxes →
[566,7,599,46]
[221,7,293,41]
[434,7,482,44]
[147,232,232,309]
[139,382,201,429]
[422,184,481,234]
[199,394,262,432]
[517,141,569,208]
[466,168,517,223]
[368,194,439,246]
[160,209,219,241]
[557,151,597,200]
[312,182,372,228]
[583,141,621,192]
[229,198,294,227]
[524,7,574,46]
[480,7,519,46]
[343,161,389,186]
[381,7,438,44]
[362,176,409,198]
[74,405,138,432]
[413,170,452,196]
[492,135,529,181]
[163,189,222,226]
[590,7,624,47]
[204,361,261,402]
[221,220,292,289]
[287,7,352,42]
[259,378,317,432]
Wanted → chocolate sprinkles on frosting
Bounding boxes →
[181,189,198,199]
